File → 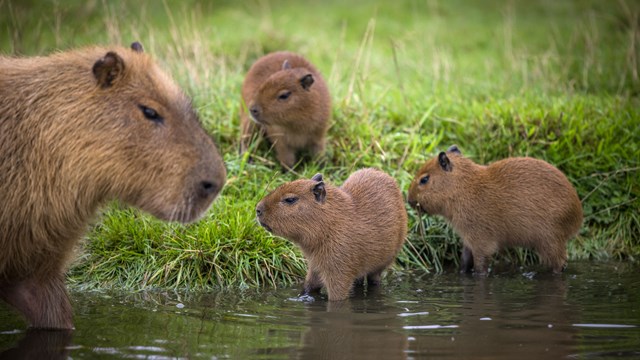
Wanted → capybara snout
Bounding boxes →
[249,105,262,122]
[165,123,226,223]
[407,198,419,210]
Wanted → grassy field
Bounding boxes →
[1,0,638,290]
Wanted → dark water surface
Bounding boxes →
[1,262,639,359]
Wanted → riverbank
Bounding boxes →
[1,0,638,289]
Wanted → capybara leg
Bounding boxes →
[302,270,323,295]
[541,245,568,274]
[308,140,326,158]
[354,277,365,288]
[326,278,354,301]
[366,270,383,287]
[555,245,569,274]
[0,275,73,329]
[552,263,567,274]
[460,246,474,274]
[239,113,256,155]
[273,141,297,170]
[0,328,73,359]
[472,252,490,276]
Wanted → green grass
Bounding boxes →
[1,0,639,290]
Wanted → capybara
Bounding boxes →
[239,51,331,170]
[0,42,226,329]
[256,169,407,301]
[407,145,583,275]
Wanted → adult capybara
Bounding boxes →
[407,145,583,275]
[256,169,407,301]
[240,51,331,170]
[0,42,226,329]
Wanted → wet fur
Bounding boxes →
[256,168,407,301]
[0,43,226,328]
[407,146,582,275]
[240,51,330,169]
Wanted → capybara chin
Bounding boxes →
[407,145,583,275]
[0,42,226,329]
[239,51,331,170]
[256,169,407,301]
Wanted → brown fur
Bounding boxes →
[240,51,331,170]
[0,42,227,329]
[407,145,583,275]
[256,168,407,301]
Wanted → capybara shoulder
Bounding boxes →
[240,51,331,170]
[256,169,407,301]
[407,145,582,274]
[0,42,226,329]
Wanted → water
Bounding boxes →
[1,262,639,359]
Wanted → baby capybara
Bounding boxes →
[256,169,407,301]
[240,51,331,170]
[407,145,582,275]
[0,42,226,329]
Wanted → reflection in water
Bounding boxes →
[405,273,577,358]
[0,329,72,360]
[0,262,638,359]
[297,291,408,360]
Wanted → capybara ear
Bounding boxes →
[447,145,461,154]
[300,74,314,90]
[438,152,452,172]
[312,181,326,204]
[130,41,144,53]
[282,59,291,70]
[311,173,323,182]
[92,51,125,89]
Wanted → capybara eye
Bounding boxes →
[277,91,292,101]
[282,196,298,205]
[419,175,430,185]
[139,105,164,123]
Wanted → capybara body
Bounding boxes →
[256,168,407,301]
[240,51,331,170]
[0,42,226,329]
[407,145,582,275]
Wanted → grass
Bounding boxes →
[1,0,639,290]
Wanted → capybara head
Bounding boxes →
[407,145,464,216]
[83,42,226,222]
[255,173,327,240]
[248,59,317,126]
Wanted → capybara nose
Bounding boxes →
[198,180,219,199]
[256,203,265,217]
[408,198,421,211]
[250,105,260,118]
